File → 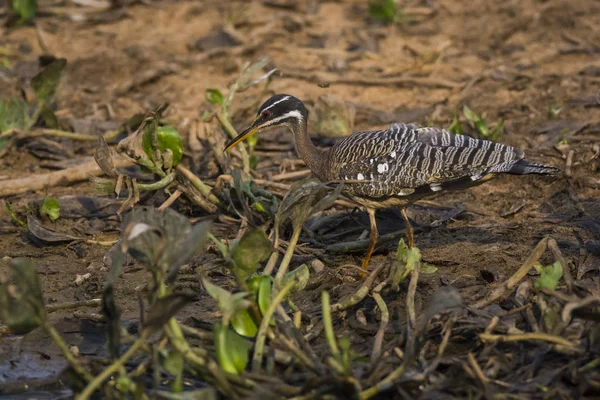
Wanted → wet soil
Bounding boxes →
[0,0,599,398]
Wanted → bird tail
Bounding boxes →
[508,159,561,175]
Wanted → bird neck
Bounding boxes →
[290,119,329,181]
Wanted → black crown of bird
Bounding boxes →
[225,94,560,271]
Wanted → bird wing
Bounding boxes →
[332,123,524,198]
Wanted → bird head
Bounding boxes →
[224,94,307,151]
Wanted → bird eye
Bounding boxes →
[262,110,272,119]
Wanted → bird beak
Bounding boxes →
[224,118,260,152]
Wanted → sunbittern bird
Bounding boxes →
[224,94,560,270]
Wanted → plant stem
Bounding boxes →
[77,330,150,399]
[136,172,175,191]
[43,321,94,382]
[321,291,340,359]
[216,112,250,174]
[175,164,220,205]
[273,226,301,289]
[360,358,410,399]
[46,298,101,313]
[252,279,296,373]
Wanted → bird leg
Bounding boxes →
[361,208,379,271]
[400,208,414,248]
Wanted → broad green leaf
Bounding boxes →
[230,229,273,279]
[231,309,258,337]
[0,258,45,334]
[257,276,273,319]
[205,89,224,105]
[40,197,60,221]
[214,323,249,375]
[282,264,310,294]
[31,58,67,104]
[534,261,563,290]
[142,125,184,168]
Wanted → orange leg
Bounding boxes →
[400,208,414,248]
[361,208,379,271]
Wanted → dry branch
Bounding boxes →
[0,157,133,197]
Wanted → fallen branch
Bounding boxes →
[0,157,132,197]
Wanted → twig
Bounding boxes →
[252,279,296,373]
[273,226,302,289]
[471,237,548,309]
[370,292,389,362]
[405,258,420,358]
[46,299,101,313]
[271,170,312,181]
[77,330,150,399]
[175,164,220,205]
[39,129,120,141]
[331,264,385,312]
[479,332,583,353]
[360,358,410,399]
[158,189,182,210]
[467,352,489,385]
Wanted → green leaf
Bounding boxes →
[231,309,258,337]
[282,264,310,294]
[214,323,249,375]
[534,261,563,290]
[368,0,402,23]
[10,0,37,24]
[31,58,67,104]
[257,276,275,326]
[448,111,462,135]
[0,97,30,132]
[391,239,422,288]
[420,263,438,274]
[142,125,184,168]
[249,154,260,170]
[40,197,60,221]
[0,258,45,334]
[205,89,224,105]
[462,105,479,124]
[202,278,251,326]
[230,229,273,280]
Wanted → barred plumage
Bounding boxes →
[326,123,558,207]
[225,94,561,272]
